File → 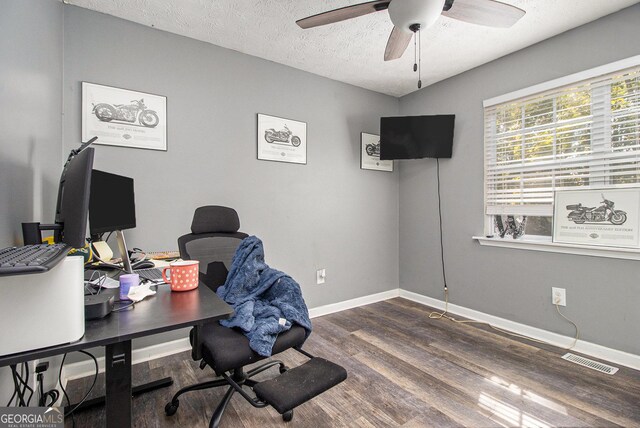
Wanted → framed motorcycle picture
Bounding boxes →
[257,113,307,165]
[553,188,640,248]
[82,82,167,151]
[360,132,393,172]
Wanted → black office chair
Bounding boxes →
[165,206,346,428]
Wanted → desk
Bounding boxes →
[0,283,232,428]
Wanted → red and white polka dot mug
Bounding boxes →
[162,260,200,292]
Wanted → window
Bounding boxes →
[484,58,640,236]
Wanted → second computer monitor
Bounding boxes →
[89,170,136,236]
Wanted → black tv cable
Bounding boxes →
[436,158,448,291]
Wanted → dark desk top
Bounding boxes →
[0,283,233,367]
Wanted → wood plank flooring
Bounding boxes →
[65,298,640,427]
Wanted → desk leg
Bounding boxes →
[105,340,132,428]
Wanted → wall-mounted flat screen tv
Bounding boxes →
[380,115,455,160]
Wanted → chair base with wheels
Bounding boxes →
[165,362,293,427]
[165,206,347,427]
[164,340,346,427]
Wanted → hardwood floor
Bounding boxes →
[65,298,640,427]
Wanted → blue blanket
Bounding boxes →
[216,236,312,356]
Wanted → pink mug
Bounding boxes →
[162,260,199,291]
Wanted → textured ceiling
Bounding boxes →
[65,0,640,97]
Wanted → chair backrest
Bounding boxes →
[177,206,248,291]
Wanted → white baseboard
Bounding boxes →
[399,289,640,371]
[64,338,192,381]
[308,289,400,319]
[64,287,639,380]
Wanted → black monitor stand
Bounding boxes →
[22,222,63,245]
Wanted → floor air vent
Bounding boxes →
[561,353,618,375]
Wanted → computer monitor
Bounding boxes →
[89,170,137,273]
[89,170,136,235]
[21,139,97,249]
[54,147,95,248]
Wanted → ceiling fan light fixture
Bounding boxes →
[388,0,446,32]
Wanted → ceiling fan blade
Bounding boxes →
[442,0,525,28]
[384,26,413,61]
[297,0,390,29]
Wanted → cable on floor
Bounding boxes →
[427,288,580,350]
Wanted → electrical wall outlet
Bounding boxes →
[552,287,566,306]
[316,268,326,285]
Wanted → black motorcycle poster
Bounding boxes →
[82,82,167,151]
[257,114,307,164]
[361,132,393,172]
[553,188,640,248]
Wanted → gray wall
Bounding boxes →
[63,6,399,308]
[61,6,399,352]
[0,0,64,403]
[398,5,640,355]
[0,0,63,247]
[0,1,399,364]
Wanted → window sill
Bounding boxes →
[472,235,640,261]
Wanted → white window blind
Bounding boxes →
[484,64,640,216]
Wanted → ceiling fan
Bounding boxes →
[297,0,525,87]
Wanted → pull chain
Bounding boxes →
[413,32,418,72]
[417,28,422,89]
[409,23,422,89]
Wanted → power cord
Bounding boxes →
[36,362,60,407]
[20,364,31,405]
[59,350,99,428]
[436,158,447,289]
[7,352,101,419]
[555,304,580,350]
[8,363,34,407]
[58,354,74,427]
[113,300,136,312]
[8,366,22,406]
[84,270,107,295]
[6,373,17,406]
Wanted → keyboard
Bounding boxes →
[134,267,165,283]
[0,243,71,276]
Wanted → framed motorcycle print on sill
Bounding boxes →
[257,114,307,164]
[361,132,393,172]
[82,82,167,151]
[552,188,640,248]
